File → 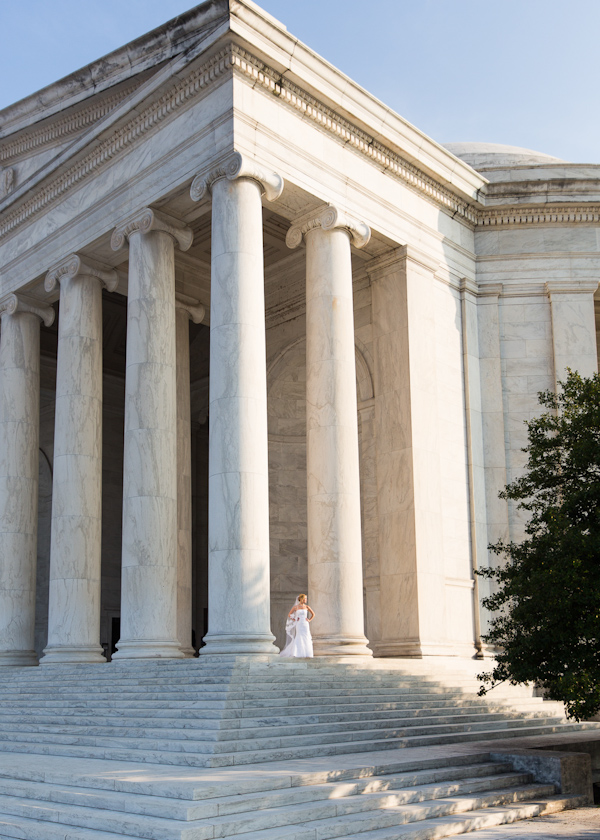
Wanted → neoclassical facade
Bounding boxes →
[0,0,598,666]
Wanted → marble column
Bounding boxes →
[460,278,490,657]
[287,205,372,656]
[546,281,599,386]
[190,151,282,655]
[111,208,192,659]
[175,296,205,657]
[0,293,54,665]
[40,255,117,664]
[477,284,509,645]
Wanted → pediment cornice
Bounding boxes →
[1,37,600,246]
[0,81,142,166]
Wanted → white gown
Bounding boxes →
[279,608,314,658]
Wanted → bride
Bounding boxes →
[279,594,315,658]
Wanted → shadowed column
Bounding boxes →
[41,256,117,665]
[111,208,192,659]
[175,296,205,657]
[0,294,54,665]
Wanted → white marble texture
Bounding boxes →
[112,210,190,660]
[3,0,600,669]
[175,302,204,657]
[546,282,599,385]
[0,296,53,665]
[290,210,371,657]
[459,281,489,652]
[370,248,449,657]
[197,172,278,655]
[41,258,116,664]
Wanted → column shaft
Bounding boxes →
[176,307,194,657]
[113,228,183,659]
[305,226,371,656]
[202,176,277,655]
[41,273,106,663]
[0,307,44,665]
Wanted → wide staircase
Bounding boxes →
[0,658,596,839]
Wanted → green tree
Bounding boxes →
[477,370,600,720]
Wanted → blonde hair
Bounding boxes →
[298,593,307,602]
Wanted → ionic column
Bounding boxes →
[546,281,599,386]
[287,205,372,656]
[190,152,282,655]
[40,255,117,665]
[175,296,205,657]
[0,294,54,665]
[111,208,192,659]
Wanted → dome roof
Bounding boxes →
[444,142,565,171]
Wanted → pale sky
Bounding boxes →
[1,0,599,163]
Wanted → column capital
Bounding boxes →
[545,280,599,296]
[459,277,479,297]
[111,208,193,253]
[286,204,371,250]
[190,151,283,203]
[45,254,118,294]
[175,293,205,324]
[0,293,55,327]
[477,282,504,299]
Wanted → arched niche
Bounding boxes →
[266,337,379,649]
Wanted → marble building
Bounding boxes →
[0,0,598,668]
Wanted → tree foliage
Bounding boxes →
[477,370,600,720]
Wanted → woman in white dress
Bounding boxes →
[279,594,315,658]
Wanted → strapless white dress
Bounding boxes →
[279,609,314,658]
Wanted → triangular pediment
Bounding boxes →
[0,1,232,202]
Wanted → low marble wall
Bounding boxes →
[491,747,594,805]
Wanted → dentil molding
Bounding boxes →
[0,82,141,166]
[478,206,600,227]
[1,41,600,244]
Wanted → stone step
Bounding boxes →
[0,704,557,730]
[0,752,495,798]
[0,694,555,713]
[0,669,544,691]
[193,783,562,839]
[0,711,572,749]
[0,710,547,739]
[0,714,569,753]
[0,684,488,699]
[277,795,587,840]
[0,673,472,686]
[0,771,533,828]
[0,762,518,820]
[0,702,564,725]
[0,721,591,768]
[0,781,558,840]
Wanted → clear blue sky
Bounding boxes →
[1,0,599,163]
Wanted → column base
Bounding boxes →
[40,645,106,665]
[200,633,279,656]
[371,639,479,658]
[312,635,373,657]
[112,639,185,660]
[0,650,38,666]
[179,645,196,658]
